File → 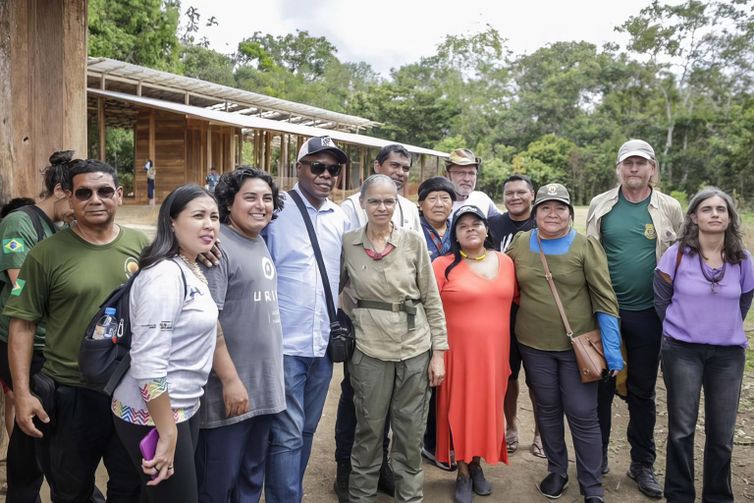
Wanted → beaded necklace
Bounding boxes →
[460,250,487,261]
[179,253,208,284]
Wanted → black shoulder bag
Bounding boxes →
[287,190,355,362]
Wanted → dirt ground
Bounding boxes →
[0,205,752,502]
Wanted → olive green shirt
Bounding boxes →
[3,227,149,386]
[507,230,619,351]
[341,226,448,361]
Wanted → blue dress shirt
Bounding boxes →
[264,184,348,357]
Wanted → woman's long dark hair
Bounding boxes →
[678,187,746,264]
[444,213,495,279]
[139,184,217,270]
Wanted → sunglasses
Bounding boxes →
[73,186,117,201]
[300,160,342,177]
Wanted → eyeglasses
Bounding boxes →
[300,160,342,177]
[366,198,397,208]
[73,186,116,201]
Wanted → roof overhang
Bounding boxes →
[87,57,379,132]
[88,88,448,158]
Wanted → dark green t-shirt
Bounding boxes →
[0,209,58,349]
[600,191,656,310]
[3,226,149,386]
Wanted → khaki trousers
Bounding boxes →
[348,348,431,503]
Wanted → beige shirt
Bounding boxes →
[586,186,683,262]
[340,226,448,362]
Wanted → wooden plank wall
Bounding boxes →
[133,109,239,203]
[0,0,87,201]
[134,109,186,204]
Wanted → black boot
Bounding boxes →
[333,459,350,503]
[377,452,395,496]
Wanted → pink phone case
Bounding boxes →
[139,427,159,462]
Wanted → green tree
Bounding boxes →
[88,0,181,71]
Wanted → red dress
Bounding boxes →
[432,252,515,465]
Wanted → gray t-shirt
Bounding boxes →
[199,224,286,428]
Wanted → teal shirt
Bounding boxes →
[600,190,657,310]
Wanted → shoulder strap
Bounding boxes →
[287,190,338,325]
[14,205,55,242]
[536,232,574,339]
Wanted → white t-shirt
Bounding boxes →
[452,190,501,218]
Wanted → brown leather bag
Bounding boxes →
[537,235,607,383]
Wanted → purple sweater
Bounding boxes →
[655,243,754,347]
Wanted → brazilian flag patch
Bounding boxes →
[10,279,25,296]
[3,238,25,254]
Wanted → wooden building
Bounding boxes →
[87,58,447,203]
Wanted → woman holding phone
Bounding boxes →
[111,184,220,502]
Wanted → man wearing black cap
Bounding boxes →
[264,136,350,503]
[586,139,683,498]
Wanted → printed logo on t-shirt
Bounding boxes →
[159,321,173,331]
[644,223,657,240]
[124,257,140,278]
[10,279,25,296]
[261,256,275,280]
[3,238,25,254]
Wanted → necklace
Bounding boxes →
[179,253,208,284]
[698,253,726,294]
[460,250,487,261]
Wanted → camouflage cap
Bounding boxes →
[444,148,481,168]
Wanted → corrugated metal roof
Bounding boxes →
[88,89,448,158]
[87,57,380,131]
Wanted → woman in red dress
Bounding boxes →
[433,205,516,503]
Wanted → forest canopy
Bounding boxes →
[88,0,754,204]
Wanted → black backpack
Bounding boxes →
[78,262,186,395]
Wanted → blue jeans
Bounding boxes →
[196,414,274,503]
[265,355,333,503]
[661,337,745,503]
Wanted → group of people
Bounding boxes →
[0,135,749,503]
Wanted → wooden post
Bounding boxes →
[206,124,212,173]
[420,154,426,184]
[229,129,237,170]
[359,147,366,184]
[97,97,106,160]
[148,110,156,166]
[264,131,271,172]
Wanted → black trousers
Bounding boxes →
[114,415,200,503]
[36,384,142,503]
[334,364,390,463]
[0,340,45,503]
[597,308,662,467]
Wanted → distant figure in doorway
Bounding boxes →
[206,168,220,194]
[145,159,156,207]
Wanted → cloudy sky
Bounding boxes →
[182,0,671,75]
